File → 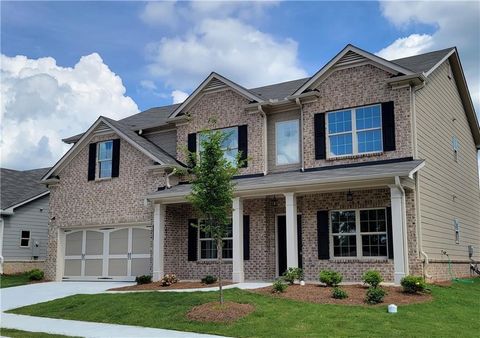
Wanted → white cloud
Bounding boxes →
[141,1,305,91]
[1,53,139,170]
[140,1,178,28]
[171,90,189,104]
[140,79,158,91]
[376,34,434,60]
[378,1,480,111]
[146,18,306,90]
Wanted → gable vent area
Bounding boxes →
[335,51,367,68]
[204,78,227,92]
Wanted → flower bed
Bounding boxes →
[108,281,233,291]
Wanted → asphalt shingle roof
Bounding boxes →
[391,47,454,74]
[1,167,50,210]
[248,78,310,101]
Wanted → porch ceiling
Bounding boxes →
[146,159,424,203]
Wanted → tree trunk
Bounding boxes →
[217,239,224,305]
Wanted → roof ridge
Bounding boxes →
[390,47,455,62]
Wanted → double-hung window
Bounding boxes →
[198,220,233,260]
[199,127,238,165]
[330,208,388,258]
[98,140,113,178]
[276,119,300,165]
[327,104,383,157]
[20,230,31,247]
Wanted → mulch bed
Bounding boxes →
[187,301,255,323]
[253,284,432,306]
[108,281,233,291]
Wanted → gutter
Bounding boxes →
[295,98,305,171]
[394,176,410,277]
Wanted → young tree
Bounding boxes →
[187,129,241,304]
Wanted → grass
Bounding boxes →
[0,273,31,289]
[0,328,78,338]
[8,278,480,337]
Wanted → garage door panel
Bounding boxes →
[108,259,128,276]
[131,258,150,277]
[109,229,128,255]
[65,232,83,256]
[84,259,103,276]
[132,228,150,255]
[85,231,103,255]
[64,259,82,276]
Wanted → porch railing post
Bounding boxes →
[389,185,407,285]
[232,197,244,283]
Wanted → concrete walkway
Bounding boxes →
[0,281,226,337]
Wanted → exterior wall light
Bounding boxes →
[346,190,354,202]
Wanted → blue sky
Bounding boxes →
[1,1,478,169]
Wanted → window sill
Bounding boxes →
[326,152,383,161]
[196,260,233,265]
[328,258,390,263]
[95,177,112,182]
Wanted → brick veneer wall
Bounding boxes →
[302,64,413,169]
[45,132,164,280]
[162,188,421,283]
[2,260,45,274]
[425,261,475,282]
[175,89,265,175]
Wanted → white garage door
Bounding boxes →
[63,227,151,281]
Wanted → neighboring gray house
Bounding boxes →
[1,167,50,274]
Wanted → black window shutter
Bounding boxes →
[314,113,326,160]
[317,210,330,259]
[386,207,394,259]
[187,133,197,166]
[111,139,120,178]
[188,219,198,261]
[87,143,97,181]
[238,125,248,168]
[243,215,250,260]
[382,101,396,151]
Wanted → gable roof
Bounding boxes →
[1,167,50,210]
[248,78,310,101]
[168,72,264,119]
[292,44,415,95]
[42,116,184,181]
[391,47,455,74]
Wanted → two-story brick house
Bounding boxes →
[42,45,480,284]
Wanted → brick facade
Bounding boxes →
[302,64,412,169]
[2,260,45,275]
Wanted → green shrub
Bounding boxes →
[332,287,348,299]
[401,275,427,294]
[283,267,303,285]
[160,273,178,286]
[272,279,288,293]
[135,275,152,285]
[362,270,383,288]
[365,287,386,304]
[201,275,217,284]
[319,270,343,287]
[28,269,44,281]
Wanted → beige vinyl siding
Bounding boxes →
[415,60,480,261]
[144,129,177,157]
[266,110,301,173]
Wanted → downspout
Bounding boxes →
[258,105,268,175]
[411,82,431,278]
[295,98,305,171]
[395,176,410,276]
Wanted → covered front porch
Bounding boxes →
[148,160,424,285]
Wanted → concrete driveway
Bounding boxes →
[1,281,225,338]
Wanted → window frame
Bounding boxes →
[326,104,383,158]
[198,126,239,166]
[275,119,300,166]
[20,230,31,248]
[329,208,388,259]
[97,140,113,179]
[197,219,233,261]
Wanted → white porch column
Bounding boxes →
[153,203,166,282]
[284,192,298,269]
[389,185,407,285]
[232,197,244,283]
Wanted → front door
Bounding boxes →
[277,215,302,276]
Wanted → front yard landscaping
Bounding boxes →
[1,273,32,289]
[8,278,479,337]
[0,328,77,338]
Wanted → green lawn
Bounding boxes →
[8,279,480,337]
[0,328,77,338]
[0,273,31,288]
